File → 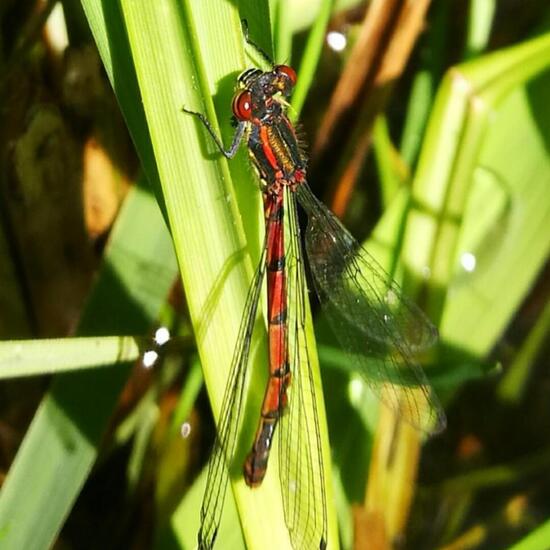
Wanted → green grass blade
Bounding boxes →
[508,518,550,550]
[372,115,406,209]
[0,336,143,378]
[464,0,496,59]
[162,467,244,550]
[169,355,204,437]
[291,0,334,118]
[117,3,282,547]
[399,2,449,168]
[497,297,550,403]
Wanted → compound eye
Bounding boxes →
[275,64,297,85]
[232,90,252,120]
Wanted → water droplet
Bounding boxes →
[461,251,477,273]
[181,422,191,438]
[154,327,170,346]
[142,350,158,369]
[326,31,347,52]
[385,290,397,306]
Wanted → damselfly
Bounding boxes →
[184,26,446,550]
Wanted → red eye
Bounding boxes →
[275,64,297,85]
[232,90,252,120]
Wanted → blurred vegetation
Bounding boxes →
[0,1,549,549]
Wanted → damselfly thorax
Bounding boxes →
[233,65,307,196]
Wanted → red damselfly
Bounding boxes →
[184,25,446,550]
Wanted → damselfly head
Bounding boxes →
[232,64,297,121]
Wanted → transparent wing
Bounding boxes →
[198,245,267,549]
[278,189,328,549]
[296,183,446,434]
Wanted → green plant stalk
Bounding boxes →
[464,0,496,59]
[126,397,159,493]
[291,0,334,118]
[497,296,550,403]
[166,467,243,549]
[399,1,449,168]
[372,115,406,210]
[271,0,292,63]
[399,69,435,168]
[169,356,204,437]
[118,2,287,546]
